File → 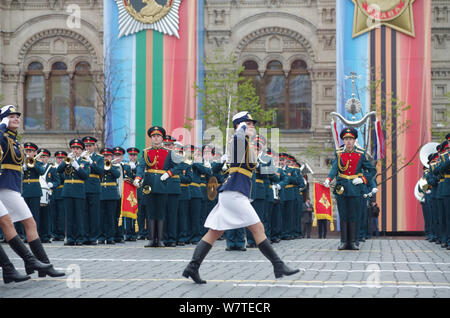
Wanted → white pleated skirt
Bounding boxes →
[204,191,261,231]
[0,189,33,222]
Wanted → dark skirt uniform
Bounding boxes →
[21,142,45,240]
[57,139,90,245]
[326,128,376,250]
[82,136,104,245]
[53,151,67,241]
[98,148,121,244]
[135,126,182,247]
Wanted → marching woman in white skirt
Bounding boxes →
[182,111,300,284]
[0,105,64,279]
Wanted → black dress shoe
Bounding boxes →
[177,242,185,246]
[64,242,75,246]
[236,246,247,251]
[106,241,116,245]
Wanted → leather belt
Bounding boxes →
[101,182,117,187]
[1,164,22,172]
[228,167,252,178]
[145,169,166,174]
[23,179,39,183]
[285,184,295,189]
[64,180,85,184]
[255,179,264,183]
[89,174,100,179]
[190,182,201,187]
[338,173,363,180]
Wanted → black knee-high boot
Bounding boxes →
[156,220,165,247]
[348,222,359,250]
[144,220,156,247]
[182,240,212,284]
[338,222,348,250]
[257,239,301,278]
[0,244,30,284]
[28,238,65,277]
[7,235,52,275]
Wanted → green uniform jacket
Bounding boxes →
[22,161,45,198]
[57,158,90,199]
[100,164,121,201]
[85,152,104,194]
[179,162,193,200]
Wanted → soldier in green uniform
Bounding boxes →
[162,136,181,247]
[52,151,67,241]
[437,139,450,249]
[324,128,376,250]
[291,158,306,239]
[58,139,90,246]
[82,136,104,245]
[37,148,60,243]
[425,153,439,242]
[112,146,128,243]
[174,143,193,246]
[125,147,140,241]
[98,148,121,244]
[21,142,45,241]
[134,126,182,247]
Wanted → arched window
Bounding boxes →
[262,59,311,129]
[24,62,46,130]
[288,59,311,129]
[241,60,262,101]
[73,62,95,131]
[50,62,70,130]
[264,60,286,128]
[24,60,96,132]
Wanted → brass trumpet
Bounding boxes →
[26,152,43,168]
[104,159,112,171]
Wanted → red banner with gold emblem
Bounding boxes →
[120,180,139,220]
[313,182,334,231]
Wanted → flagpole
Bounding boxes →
[225,95,232,157]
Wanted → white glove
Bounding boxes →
[71,159,80,170]
[352,177,363,185]
[133,178,140,188]
[47,182,54,189]
[204,161,211,169]
[371,188,378,194]
[86,156,93,164]
[323,179,330,188]
[0,116,9,127]
[220,154,228,163]
[160,172,169,181]
[222,162,228,171]
[426,190,431,194]
[129,161,136,169]
[236,122,247,131]
[22,164,28,171]
[276,184,281,190]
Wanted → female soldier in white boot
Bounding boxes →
[182,111,301,284]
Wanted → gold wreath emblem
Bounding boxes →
[125,0,173,24]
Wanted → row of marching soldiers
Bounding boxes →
[420,133,450,250]
[0,128,309,249]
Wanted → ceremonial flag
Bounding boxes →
[312,182,334,231]
[120,180,139,219]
